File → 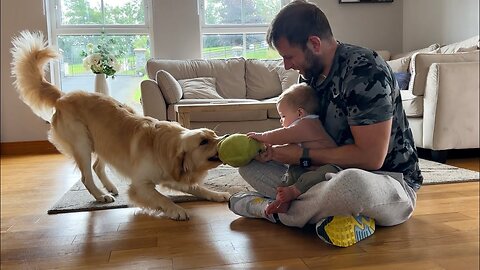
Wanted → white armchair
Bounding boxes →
[408,52,479,161]
[377,36,479,162]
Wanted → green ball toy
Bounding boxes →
[218,133,265,167]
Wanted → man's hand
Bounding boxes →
[270,144,303,164]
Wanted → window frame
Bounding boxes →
[46,0,154,85]
[197,0,290,59]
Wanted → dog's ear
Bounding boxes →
[171,151,186,180]
[181,152,191,174]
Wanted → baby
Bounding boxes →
[247,83,340,215]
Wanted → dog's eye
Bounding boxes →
[200,139,209,146]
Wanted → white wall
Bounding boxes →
[1,0,51,142]
[403,0,479,51]
[312,0,404,54]
[152,0,201,59]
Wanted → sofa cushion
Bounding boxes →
[388,44,440,73]
[391,43,440,60]
[147,59,197,80]
[375,50,391,61]
[245,59,283,100]
[156,70,182,104]
[178,77,223,99]
[387,56,411,73]
[457,45,479,53]
[439,35,479,54]
[400,89,423,117]
[192,58,246,99]
[166,99,268,122]
[146,58,247,99]
[277,67,300,91]
[409,50,480,96]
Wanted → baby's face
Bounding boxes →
[277,101,300,127]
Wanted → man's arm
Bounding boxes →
[271,119,392,170]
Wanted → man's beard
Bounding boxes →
[303,48,324,82]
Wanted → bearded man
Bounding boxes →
[228,0,423,247]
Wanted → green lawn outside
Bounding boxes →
[132,74,148,102]
[246,49,280,59]
[202,46,280,60]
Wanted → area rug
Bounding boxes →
[47,159,479,214]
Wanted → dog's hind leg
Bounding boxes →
[93,157,119,196]
[73,146,115,203]
[51,111,114,203]
[128,182,189,220]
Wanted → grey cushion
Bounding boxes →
[178,77,223,99]
[156,70,182,104]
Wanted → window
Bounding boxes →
[47,0,153,111]
[199,0,289,59]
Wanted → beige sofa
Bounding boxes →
[140,58,298,135]
[378,35,479,161]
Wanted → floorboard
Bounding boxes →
[1,153,478,269]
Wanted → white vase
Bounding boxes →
[94,74,109,95]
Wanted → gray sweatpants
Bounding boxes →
[238,161,417,228]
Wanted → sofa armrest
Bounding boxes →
[422,62,479,150]
[140,79,167,121]
[409,51,479,96]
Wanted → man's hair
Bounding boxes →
[266,0,333,50]
[278,83,320,115]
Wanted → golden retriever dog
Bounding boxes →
[11,31,230,220]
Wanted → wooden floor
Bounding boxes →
[1,154,478,269]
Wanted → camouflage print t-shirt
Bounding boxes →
[301,43,423,190]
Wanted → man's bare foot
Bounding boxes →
[265,200,291,215]
[276,186,301,203]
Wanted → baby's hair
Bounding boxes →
[277,82,320,114]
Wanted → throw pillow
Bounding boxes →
[178,77,223,99]
[387,56,411,73]
[439,35,479,54]
[457,45,479,53]
[156,70,182,104]
[375,50,391,61]
[391,43,440,59]
[387,44,441,73]
[393,72,411,90]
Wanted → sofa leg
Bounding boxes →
[431,150,448,163]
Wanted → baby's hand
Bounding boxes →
[255,144,273,163]
[246,132,263,141]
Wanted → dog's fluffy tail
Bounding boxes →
[11,31,62,121]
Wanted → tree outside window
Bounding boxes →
[48,0,151,112]
[200,0,287,59]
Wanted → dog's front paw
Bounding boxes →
[96,194,116,203]
[210,191,231,202]
[163,205,189,221]
[107,186,119,196]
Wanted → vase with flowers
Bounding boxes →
[81,36,123,95]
